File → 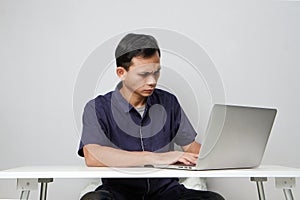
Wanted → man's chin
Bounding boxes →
[142,92,154,97]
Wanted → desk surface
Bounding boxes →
[1,165,300,179]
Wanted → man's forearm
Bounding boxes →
[83,144,199,167]
[182,141,201,154]
[83,144,154,167]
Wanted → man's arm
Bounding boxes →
[182,141,201,154]
[83,144,199,167]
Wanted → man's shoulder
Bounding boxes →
[95,91,113,101]
[85,91,113,108]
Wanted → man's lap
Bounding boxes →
[80,187,225,200]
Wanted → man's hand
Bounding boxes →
[153,151,198,166]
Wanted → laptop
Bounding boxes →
[154,104,277,170]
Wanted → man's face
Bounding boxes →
[119,51,161,98]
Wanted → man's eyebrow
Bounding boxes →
[155,67,161,72]
[139,66,161,73]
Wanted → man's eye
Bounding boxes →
[154,71,160,76]
[140,73,150,77]
[139,70,160,77]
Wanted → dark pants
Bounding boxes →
[80,188,225,200]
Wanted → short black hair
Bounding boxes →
[115,33,161,71]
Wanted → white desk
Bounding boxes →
[0,165,299,200]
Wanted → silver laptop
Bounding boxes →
[155,104,277,170]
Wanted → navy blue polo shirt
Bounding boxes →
[78,84,198,199]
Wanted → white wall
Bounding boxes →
[0,0,300,199]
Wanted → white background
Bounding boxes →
[0,0,300,199]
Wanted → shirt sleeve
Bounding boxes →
[77,99,112,157]
[173,97,198,147]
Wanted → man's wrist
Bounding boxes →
[142,151,155,165]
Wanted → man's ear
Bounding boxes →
[116,67,126,80]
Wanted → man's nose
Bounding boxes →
[146,75,157,86]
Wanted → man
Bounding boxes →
[79,33,224,200]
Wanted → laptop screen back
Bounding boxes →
[196,104,277,170]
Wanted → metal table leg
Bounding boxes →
[38,178,53,200]
[251,177,268,200]
[283,189,294,200]
[20,190,30,200]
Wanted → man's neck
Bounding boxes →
[119,87,146,108]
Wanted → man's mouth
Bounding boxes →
[143,89,154,93]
